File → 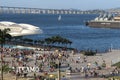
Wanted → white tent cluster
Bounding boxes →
[0,21,43,36]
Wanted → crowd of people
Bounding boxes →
[0,46,120,80]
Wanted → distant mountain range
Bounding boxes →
[84,8,120,14]
[106,8,120,14]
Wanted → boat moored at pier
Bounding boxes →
[86,14,120,29]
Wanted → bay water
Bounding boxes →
[1,13,120,52]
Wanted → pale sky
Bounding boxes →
[1,0,120,10]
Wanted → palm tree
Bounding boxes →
[0,28,12,80]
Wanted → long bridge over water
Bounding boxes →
[0,6,84,14]
[0,6,105,14]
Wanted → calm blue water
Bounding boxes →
[1,13,120,52]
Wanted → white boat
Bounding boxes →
[86,14,120,28]
[58,15,61,21]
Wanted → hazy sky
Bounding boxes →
[1,0,120,10]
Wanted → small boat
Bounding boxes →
[58,15,61,21]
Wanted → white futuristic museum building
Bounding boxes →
[0,21,43,36]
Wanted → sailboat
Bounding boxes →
[58,15,61,21]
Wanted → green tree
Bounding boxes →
[44,35,72,47]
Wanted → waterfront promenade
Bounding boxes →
[1,45,120,80]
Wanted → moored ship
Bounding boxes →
[86,14,120,29]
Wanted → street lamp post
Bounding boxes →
[58,54,62,80]
[58,60,60,80]
[55,49,62,80]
